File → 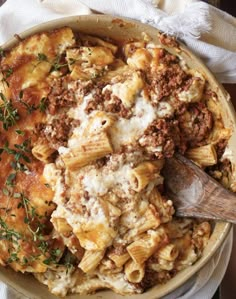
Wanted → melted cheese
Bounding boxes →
[178,73,205,103]
[82,164,132,197]
[103,72,143,107]
[109,95,156,150]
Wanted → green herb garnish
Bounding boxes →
[38,97,47,112]
[43,248,62,265]
[37,53,48,62]
[1,67,13,87]
[19,90,37,114]
[0,217,21,243]
[15,129,25,136]
[0,92,19,130]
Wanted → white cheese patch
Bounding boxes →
[82,164,132,197]
[43,163,61,189]
[58,146,70,155]
[109,95,156,150]
[156,101,174,118]
[102,72,143,108]
[68,92,92,124]
[178,73,205,103]
[97,273,139,294]
[34,267,77,297]
[43,164,67,205]
[221,146,233,161]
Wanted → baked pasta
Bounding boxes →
[0,27,233,296]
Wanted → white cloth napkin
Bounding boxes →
[0,0,234,298]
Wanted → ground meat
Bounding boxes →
[95,156,110,168]
[75,80,94,97]
[178,102,213,147]
[85,87,104,114]
[207,159,232,188]
[138,269,159,290]
[36,114,79,149]
[139,268,174,290]
[105,96,131,118]
[158,49,179,65]
[47,77,76,115]
[139,119,183,158]
[159,33,179,48]
[148,63,188,102]
[85,86,132,118]
[215,139,228,159]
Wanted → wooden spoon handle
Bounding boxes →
[163,154,236,223]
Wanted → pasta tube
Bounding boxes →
[124,205,161,241]
[62,132,113,170]
[79,249,105,273]
[124,260,145,283]
[108,251,130,268]
[186,144,217,167]
[130,160,164,191]
[127,229,165,264]
[157,244,179,261]
[32,142,55,163]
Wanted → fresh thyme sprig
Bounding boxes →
[37,52,76,73]
[0,139,31,165]
[0,139,31,198]
[0,217,21,243]
[38,97,47,113]
[50,55,68,72]
[18,91,48,114]
[1,67,13,87]
[0,92,19,130]
[43,248,62,265]
[18,90,37,114]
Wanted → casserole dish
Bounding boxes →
[0,14,235,299]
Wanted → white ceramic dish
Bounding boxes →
[0,14,235,299]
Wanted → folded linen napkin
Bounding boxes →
[0,0,234,298]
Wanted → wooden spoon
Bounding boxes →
[161,153,236,223]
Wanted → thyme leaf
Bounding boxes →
[37,53,48,62]
[19,91,37,114]
[15,129,25,136]
[43,248,62,265]
[0,93,19,130]
[0,139,31,164]
[1,67,13,87]
[0,217,21,243]
[38,97,47,113]
[50,55,67,72]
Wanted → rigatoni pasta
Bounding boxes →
[78,250,105,273]
[186,144,217,167]
[130,161,163,191]
[32,141,55,163]
[62,132,113,170]
[124,259,145,283]
[108,250,130,268]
